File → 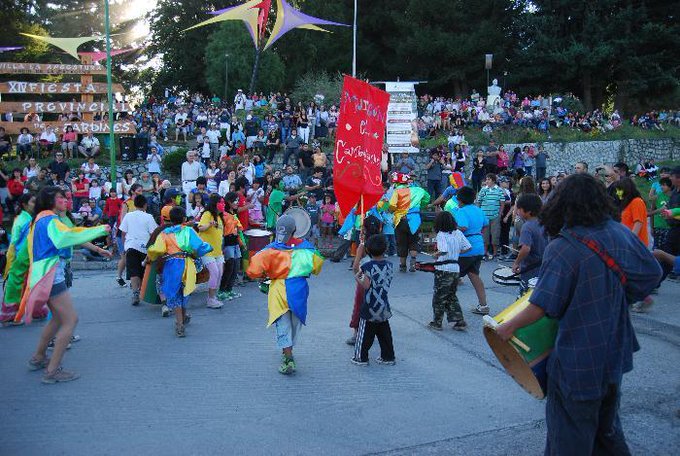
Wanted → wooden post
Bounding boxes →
[80,54,94,122]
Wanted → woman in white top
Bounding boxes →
[17,127,34,160]
[39,127,57,156]
[117,169,137,196]
[23,157,40,179]
[238,155,256,185]
[147,146,162,174]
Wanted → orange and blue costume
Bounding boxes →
[246,238,324,327]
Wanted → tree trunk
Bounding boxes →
[249,46,261,94]
[582,70,593,111]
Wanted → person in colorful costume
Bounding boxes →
[246,214,324,375]
[388,173,431,272]
[147,206,213,337]
[1,194,48,324]
[25,186,110,384]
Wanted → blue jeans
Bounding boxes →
[385,233,396,256]
[281,127,289,143]
[283,147,298,167]
[524,166,533,178]
[545,375,630,456]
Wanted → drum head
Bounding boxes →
[283,207,311,238]
[244,229,272,237]
[483,326,546,400]
[492,266,521,286]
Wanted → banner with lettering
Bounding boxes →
[333,75,390,217]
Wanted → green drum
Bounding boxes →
[483,289,558,399]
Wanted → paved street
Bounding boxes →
[1,257,678,455]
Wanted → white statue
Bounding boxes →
[486,78,502,112]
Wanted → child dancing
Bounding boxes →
[147,207,212,337]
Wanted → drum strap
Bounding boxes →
[560,230,627,286]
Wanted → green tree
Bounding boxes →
[392,0,522,97]
[147,0,223,94]
[204,21,285,98]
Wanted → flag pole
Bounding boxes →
[352,0,357,77]
[104,0,116,185]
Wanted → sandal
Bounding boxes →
[451,320,468,331]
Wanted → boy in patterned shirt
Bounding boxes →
[351,234,396,366]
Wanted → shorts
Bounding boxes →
[223,244,242,260]
[125,248,146,280]
[395,218,419,257]
[50,281,69,297]
[482,216,501,247]
[274,311,302,349]
[51,260,71,297]
[458,255,483,277]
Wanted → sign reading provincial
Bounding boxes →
[0,62,106,75]
[0,101,130,113]
[0,81,124,94]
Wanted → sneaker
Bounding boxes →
[28,357,50,371]
[345,335,357,346]
[42,367,80,384]
[161,305,170,318]
[206,298,224,309]
[175,323,185,338]
[351,357,369,366]
[451,320,468,331]
[409,259,416,272]
[471,305,490,315]
[47,338,72,350]
[427,321,443,331]
[278,357,295,375]
[217,291,230,301]
[70,335,81,343]
[399,264,407,273]
[375,357,396,365]
[131,291,140,306]
[631,298,654,313]
[2,319,24,327]
[229,291,242,299]
[183,312,192,326]
[116,277,126,287]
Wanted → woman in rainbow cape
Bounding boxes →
[246,214,324,375]
[24,186,110,384]
[147,206,213,338]
[388,172,431,272]
[1,194,49,325]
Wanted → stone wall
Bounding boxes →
[410,138,679,183]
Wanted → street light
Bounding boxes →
[104,0,116,184]
[224,53,229,100]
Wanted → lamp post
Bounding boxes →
[224,53,229,100]
[104,0,116,185]
[352,0,357,77]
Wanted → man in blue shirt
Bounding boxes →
[454,186,491,315]
[497,174,661,455]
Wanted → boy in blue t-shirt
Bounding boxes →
[351,234,395,366]
[454,186,492,315]
[512,194,548,297]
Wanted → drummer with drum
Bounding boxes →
[494,174,661,455]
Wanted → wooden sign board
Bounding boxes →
[0,62,106,75]
[0,81,124,94]
[0,101,130,113]
[0,121,136,135]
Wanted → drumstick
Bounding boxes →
[482,315,531,352]
[503,245,520,253]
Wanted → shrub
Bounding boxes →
[162,147,189,176]
[290,71,343,107]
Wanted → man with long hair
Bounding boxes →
[496,174,661,455]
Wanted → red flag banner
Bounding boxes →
[333,75,390,216]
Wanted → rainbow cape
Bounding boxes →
[0,211,32,321]
[389,184,431,233]
[246,239,324,326]
[147,225,213,299]
[18,211,107,323]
